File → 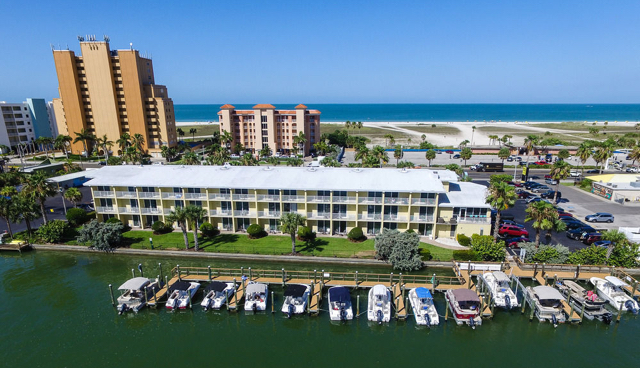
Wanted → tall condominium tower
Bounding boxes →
[52,36,177,156]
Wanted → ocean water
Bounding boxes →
[174,104,640,123]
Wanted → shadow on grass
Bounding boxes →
[198,234,240,250]
[297,238,329,254]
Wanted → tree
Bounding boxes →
[77,220,123,251]
[131,133,145,154]
[488,135,499,145]
[589,127,600,137]
[184,205,206,251]
[498,147,510,163]
[161,145,178,162]
[166,207,189,249]
[37,220,70,243]
[241,153,258,166]
[425,149,436,167]
[286,157,303,167]
[293,132,306,155]
[628,146,640,166]
[485,181,516,241]
[421,134,426,142]
[489,174,513,186]
[233,143,244,155]
[259,145,272,158]
[177,128,185,140]
[354,146,369,165]
[320,157,341,167]
[383,134,394,147]
[35,137,51,158]
[13,193,40,237]
[73,128,95,156]
[568,246,608,265]
[593,143,613,174]
[549,161,571,203]
[459,147,473,167]
[501,135,513,146]
[523,135,540,163]
[23,172,56,224]
[557,149,570,161]
[470,234,505,261]
[64,187,83,207]
[266,156,280,166]
[576,142,592,176]
[54,134,72,158]
[0,187,18,238]
[371,145,389,167]
[96,134,114,164]
[220,130,233,150]
[459,139,470,148]
[393,145,403,166]
[374,229,423,270]
[471,126,476,145]
[189,128,197,141]
[525,201,558,247]
[183,151,200,165]
[116,133,131,154]
[279,212,306,254]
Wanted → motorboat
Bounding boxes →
[445,289,482,328]
[281,284,311,317]
[244,282,268,312]
[166,281,200,310]
[525,286,566,326]
[408,287,439,327]
[590,276,639,313]
[116,277,161,314]
[200,281,236,311]
[328,286,353,321]
[480,271,518,309]
[555,280,612,323]
[367,284,391,324]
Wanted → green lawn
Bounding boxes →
[176,124,220,138]
[119,230,454,261]
[320,123,410,139]
[404,125,461,135]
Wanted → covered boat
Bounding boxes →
[481,271,518,309]
[117,277,161,314]
[590,276,639,313]
[555,280,612,323]
[244,282,268,312]
[445,289,482,327]
[526,286,566,325]
[166,280,200,310]
[200,281,236,311]
[281,284,311,317]
[367,284,391,324]
[408,287,439,327]
[328,286,353,321]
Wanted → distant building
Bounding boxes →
[52,36,178,156]
[0,101,38,150]
[218,104,320,156]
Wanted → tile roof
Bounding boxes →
[220,104,235,109]
[295,104,308,109]
[253,104,275,109]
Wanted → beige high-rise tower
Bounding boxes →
[52,36,177,156]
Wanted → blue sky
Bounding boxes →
[1,0,639,104]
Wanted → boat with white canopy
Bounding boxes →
[480,271,518,309]
[408,287,439,327]
[244,282,268,312]
[367,284,391,324]
[166,280,200,310]
[590,276,639,313]
[116,277,161,314]
[200,281,236,311]
[328,286,353,321]
[281,284,311,317]
[555,280,612,323]
[445,289,482,328]
[526,286,566,326]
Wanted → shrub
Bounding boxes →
[152,221,172,235]
[519,242,570,264]
[66,208,89,226]
[105,217,122,225]
[247,224,266,239]
[405,229,415,234]
[452,249,481,261]
[567,245,607,266]
[374,229,424,270]
[348,227,365,242]
[420,248,433,261]
[76,219,124,250]
[200,222,219,238]
[456,233,471,247]
[107,156,122,165]
[470,234,505,261]
[36,220,70,243]
[297,226,316,241]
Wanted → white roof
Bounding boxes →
[492,271,510,283]
[533,286,564,300]
[438,182,491,208]
[605,276,629,287]
[47,169,98,183]
[83,165,457,193]
[246,283,268,294]
[372,284,389,296]
[118,277,150,291]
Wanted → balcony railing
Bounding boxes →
[185,193,206,199]
[457,216,490,224]
[307,196,331,203]
[232,194,255,201]
[358,214,382,220]
[233,210,255,217]
[410,215,435,222]
[138,192,160,199]
[384,197,409,205]
[281,195,305,202]
[209,193,231,200]
[210,209,232,216]
[332,196,356,203]
[93,190,114,198]
[140,207,163,214]
[332,213,355,220]
[383,214,407,222]
[411,198,437,205]
[257,194,280,201]
[118,207,140,214]
[96,206,116,213]
[258,211,281,218]
[358,197,383,204]
[307,212,331,220]
[116,191,137,198]
[162,192,183,199]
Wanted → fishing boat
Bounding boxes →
[328,286,353,321]
[116,277,161,314]
[367,284,391,324]
[200,281,236,311]
[166,281,200,310]
[525,286,566,326]
[444,289,482,328]
[555,280,612,323]
[590,276,639,313]
[281,284,311,317]
[408,287,439,327]
[480,271,518,309]
[244,282,268,312]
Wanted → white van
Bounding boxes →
[569,170,581,177]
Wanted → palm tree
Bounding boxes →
[393,145,403,166]
[0,187,18,238]
[96,134,114,164]
[279,212,307,254]
[549,161,571,203]
[459,139,470,148]
[628,146,640,166]
[183,152,200,165]
[14,193,40,237]
[259,145,272,158]
[177,128,185,140]
[421,134,426,142]
[166,207,190,249]
[266,156,280,166]
[74,128,95,157]
[189,128,197,141]
[488,135,499,145]
[356,121,363,132]
[64,187,83,207]
[525,201,557,248]
[220,130,233,151]
[54,135,72,159]
[122,147,139,164]
[523,135,540,163]
[344,120,351,129]
[459,147,473,167]
[116,133,131,154]
[241,153,258,166]
[206,147,230,166]
[161,145,178,162]
[354,146,369,165]
[383,134,394,147]
[593,144,613,174]
[287,157,303,167]
[22,172,56,224]
[294,132,306,155]
[485,181,517,241]
[131,133,145,153]
[232,143,244,155]
[425,149,436,167]
[184,205,206,251]
[371,145,389,167]
[471,126,476,145]
[576,142,592,176]
[498,147,510,163]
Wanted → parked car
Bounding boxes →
[529,176,541,180]
[499,225,529,238]
[626,167,639,173]
[540,190,561,199]
[505,237,530,248]
[545,178,558,185]
[564,221,587,230]
[533,161,548,166]
[567,226,595,240]
[586,169,600,173]
[507,156,514,162]
[593,240,613,248]
[583,233,603,245]
[519,161,528,166]
[569,170,581,177]
[445,150,454,154]
[518,191,533,199]
[453,154,461,159]
[585,213,614,223]
[500,220,526,228]
[557,211,573,218]
[526,197,550,204]
[524,182,543,190]
[531,185,551,193]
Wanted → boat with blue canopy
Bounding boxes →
[409,287,439,326]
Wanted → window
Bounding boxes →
[261,123,268,130]
[283,190,297,195]
[221,201,232,211]
[235,188,248,194]
[261,116,267,123]
[222,218,233,230]
[262,137,268,143]
[143,199,157,208]
[268,203,280,212]
[186,188,201,194]
[97,186,110,191]
[130,199,139,208]
[268,189,280,195]
[283,203,297,212]
[220,188,231,194]
[317,190,331,197]
[175,200,184,208]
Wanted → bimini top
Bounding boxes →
[205,281,230,293]
[328,287,351,303]
[452,289,480,302]
[533,286,564,300]
[372,284,389,296]
[284,284,308,297]
[169,281,192,292]
[493,271,511,283]
[605,276,629,287]
[415,287,433,299]
[118,277,150,291]
[246,283,267,294]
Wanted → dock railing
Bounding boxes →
[512,255,614,275]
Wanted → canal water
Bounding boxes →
[1,251,638,367]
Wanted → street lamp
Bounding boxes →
[59,188,67,215]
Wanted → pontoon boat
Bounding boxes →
[526,285,566,326]
[555,280,612,323]
[116,277,161,314]
[445,289,482,327]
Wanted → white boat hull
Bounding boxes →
[482,273,518,309]
[281,285,311,315]
[408,289,439,326]
[166,283,200,310]
[590,277,639,311]
[200,284,235,310]
[367,286,391,323]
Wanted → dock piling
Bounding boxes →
[314,270,317,284]
[154,277,158,305]
[271,291,275,313]
[356,295,360,317]
[233,278,238,309]
[533,263,538,279]
[281,268,286,287]
[321,270,325,285]
[307,284,311,314]
[208,266,212,281]
[616,301,623,323]
[138,264,143,277]
[144,285,149,306]
[355,271,358,289]
[158,263,163,281]
[580,303,585,322]
[131,268,135,278]
[177,265,181,281]
[241,267,244,277]
[187,287,192,309]
[249,267,252,281]
[576,264,580,279]
[444,301,449,321]
[224,288,229,310]
[389,273,393,286]
[108,284,115,307]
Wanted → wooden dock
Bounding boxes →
[309,281,322,314]
[0,240,31,253]
[227,279,246,311]
[392,283,407,319]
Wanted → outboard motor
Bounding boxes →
[376,309,383,325]
[425,314,431,328]
[340,307,346,321]
[505,295,512,310]
[469,316,476,329]
[252,303,257,313]
[624,300,638,314]
[118,304,128,315]
[287,303,294,318]
[551,314,558,327]
[602,312,613,325]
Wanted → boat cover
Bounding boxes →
[372,284,388,296]
[169,280,192,292]
[205,281,230,292]
[415,287,432,299]
[329,287,351,303]
[452,289,479,302]
[533,286,564,300]
[246,283,267,294]
[492,271,510,283]
[284,284,308,297]
[118,277,150,291]
[605,276,629,287]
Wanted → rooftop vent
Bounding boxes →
[307,167,317,172]
[351,168,362,173]
[221,162,231,170]
[263,166,273,171]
